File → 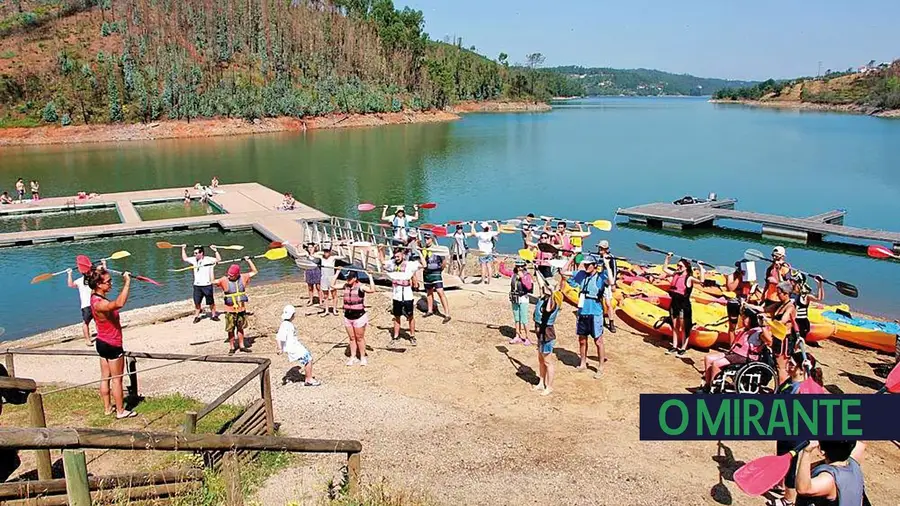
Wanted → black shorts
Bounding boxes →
[669,292,693,332]
[96,339,124,360]
[392,300,414,318]
[776,440,800,488]
[424,280,444,291]
[773,334,797,357]
[537,266,554,279]
[81,307,94,324]
[193,285,214,306]
[726,299,741,321]
[797,318,811,338]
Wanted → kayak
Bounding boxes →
[616,297,719,349]
[616,279,727,308]
[821,311,898,353]
[693,303,834,344]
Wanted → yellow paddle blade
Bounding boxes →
[156,241,174,249]
[518,249,535,262]
[107,251,131,260]
[590,220,613,232]
[263,247,289,260]
[30,272,55,284]
[498,224,518,234]
[168,266,195,273]
[768,320,788,340]
[214,245,245,251]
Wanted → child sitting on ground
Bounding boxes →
[275,305,321,386]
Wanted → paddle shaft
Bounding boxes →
[746,251,842,288]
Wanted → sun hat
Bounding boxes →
[227,264,241,277]
[282,305,296,320]
[598,240,610,249]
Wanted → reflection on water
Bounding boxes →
[0,208,120,233]
[136,200,223,221]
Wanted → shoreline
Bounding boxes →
[709,98,900,118]
[0,101,551,147]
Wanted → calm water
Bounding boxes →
[135,200,223,221]
[1,97,899,340]
[0,208,120,233]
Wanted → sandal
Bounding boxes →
[116,410,137,420]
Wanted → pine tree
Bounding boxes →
[107,72,124,122]
[42,101,58,123]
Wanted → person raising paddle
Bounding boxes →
[532,277,562,396]
[449,224,468,276]
[564,254,611,378]
[508,259,533,345]
[596,240,617,333]
[421,232,452,323]
[382,205,419,242]
[725,260,760,347]
[87,267,137,419]
[796,440,866,506]
[764,246,792,313]
[771,281,799,385]
[67,259,106,346]
[379,245,420,347]
[215,258,258,354]
[469,221,500,284]
[333,269,376,366]
[181,245,221,324]
[663,255,705,356]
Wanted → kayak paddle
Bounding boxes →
[536,216,613,232]
[867,244,899,260]
[101,250,131,261]
[220,247,289,264]
[875,362,900,394]
[210,244,245,251]
[156,241,186,249]
[357,203,376,212]
[734,441,810,496]
[743,249,858,298]
[76,255,93,274]
[168,266,195,273]
[498,224,520,234]
[518,249,536,262]
[29,269,70,284]
[105,268,162,286]
[358,202,437,212]
[419,223,437,230]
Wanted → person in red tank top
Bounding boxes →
[88,267,136,419]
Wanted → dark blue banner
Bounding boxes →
[639,394,900,441]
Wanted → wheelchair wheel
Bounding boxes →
[735,362,777,394]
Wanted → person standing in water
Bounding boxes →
[87,267,137,419]
[181,245,222,324]
[334,269,376,366]
[215,258,258,354]
[67,260,107,346]
[15,178,25,202]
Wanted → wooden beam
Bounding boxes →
[3,353,14,377]
[0,376,36,392]
[197,362,269,420]
[222,451,243,506]
[0,469,203,499]
[182,411,198,434]
[27,393,53,480]
[2,482,199,506]
[347,452,361,496]
[0,427,363,453]
[62,450,91,506]
[5,348,270,366]
[260,366,275,436]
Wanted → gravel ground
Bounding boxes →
[7,276,900,506]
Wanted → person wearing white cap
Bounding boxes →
[563,253,612,378]
[763,246,792,313]
[275,305,320,386]
[468,220,500,284]
[596,240,617,333]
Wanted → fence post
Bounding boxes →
[125,356,138,400]
[347,452,361,496]
[27,392,53,480]
[62,450,92,506]
[222,451,243,506]
[183,411,198,434]
[260,366,275,436]
[4,353,14,377]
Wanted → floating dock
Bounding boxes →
[617,198,900,252]
[0,183,328,248]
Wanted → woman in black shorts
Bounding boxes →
[88,267,137,419]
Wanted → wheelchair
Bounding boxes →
[708,352,778,394]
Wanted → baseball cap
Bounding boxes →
[582,254,598,265]
[227,264,241,277]
[598,240,610,249]
[773,246,786,257]
[480,221,489,229]
[281,305,296,320]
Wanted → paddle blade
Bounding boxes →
[295,258,318,269]
[518,249,535,262]
[431,226,448,238]
[156,241,175,249]
[635,242,653,253]
[168,266,195,273]
[734,453,794,496]
[30,273,55,284]
[590,219,613,232]
[797,378,827,394]
[505,219,522,226]
[357,203,376,212]
[537,243,558,254]
[108,251,131,260]
[76,255,92,274]
[833,281,858,298]
[877,363,900,394]
[498,224,518,234]
[744,249,765,262]
[418,223,436,230]
[418,202,437,209]
[264,247,289,260]
[268,241,284,249]
[867,244,895,259]
[215,245,245,251]
[539,215,554,221]
[446,220,463,226]
[135,275,162,286]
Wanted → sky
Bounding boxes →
[396,0,900,81]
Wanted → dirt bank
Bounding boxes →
[709,99,900,118]
[450,100,552,113]
[6,275,899,506]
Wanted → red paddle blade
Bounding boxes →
[135,275,162,286]
[797,378,827,394]
[431,226,448,238]
[76,255,92,274]
[419,223,436,230]
[418,202,437,209]
[880,363,900,394]
[734,453,793,496]
[357,203,376,212]
[446,220,463,225]
[867,244,894,259]
[268,241,284,249]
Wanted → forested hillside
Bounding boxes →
[0,0,578,127]
[548,66,756,96]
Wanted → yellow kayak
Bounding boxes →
[617,297,719,349]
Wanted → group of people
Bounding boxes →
[1,178,40,204]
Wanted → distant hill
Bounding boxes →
[547,66,757,96]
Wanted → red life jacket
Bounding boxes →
[343,284,365,310]
[731,327,763,360]
[670,272,689,296]
[536,249,553,266]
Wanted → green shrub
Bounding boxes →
[41,100,58,123]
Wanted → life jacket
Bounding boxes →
[579,272,603,300]
[735,280,753,299]
[423,249,442,271]
[391,261,411,287]
[670,272,690,296]
[536,248,553,266]
[763,263,791,302]
[509,274,531,301]
[223,277,249,306]
[731,327,763,360]
[90,293,123,347]
[343,284,365,311]
[392,216,408,238]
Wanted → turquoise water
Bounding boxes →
[135,200,223,221]
[1,97,899,340]
[0,208,120,233]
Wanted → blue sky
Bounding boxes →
[396,0,900,81]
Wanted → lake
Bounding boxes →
[1,97,899,341]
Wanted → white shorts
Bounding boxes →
[602,286,613,302]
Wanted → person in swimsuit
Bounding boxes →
[532,278,562,395]
[421,233,451,323]
[30,180,39,200]
[334,269,376,366]
[67,259,107,346]
[771,281,799,385]
[87,267,137,419]
[15,178,25,202]
[215,258,258,354]
[0,192,12,204]
[211,176,219,188]
[183,189,191,203]
[796,440,866,506]
[663,255,705,356]
[764,246,792,312]
[381,205,419,242]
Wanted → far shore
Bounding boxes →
[709,98,900,118]
[0,101,551,147]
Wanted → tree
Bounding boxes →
[525,52,545,97]
[42,101,58,123]
[868,59,876,68]
[107,72,124,122]
[498,52,508,66]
